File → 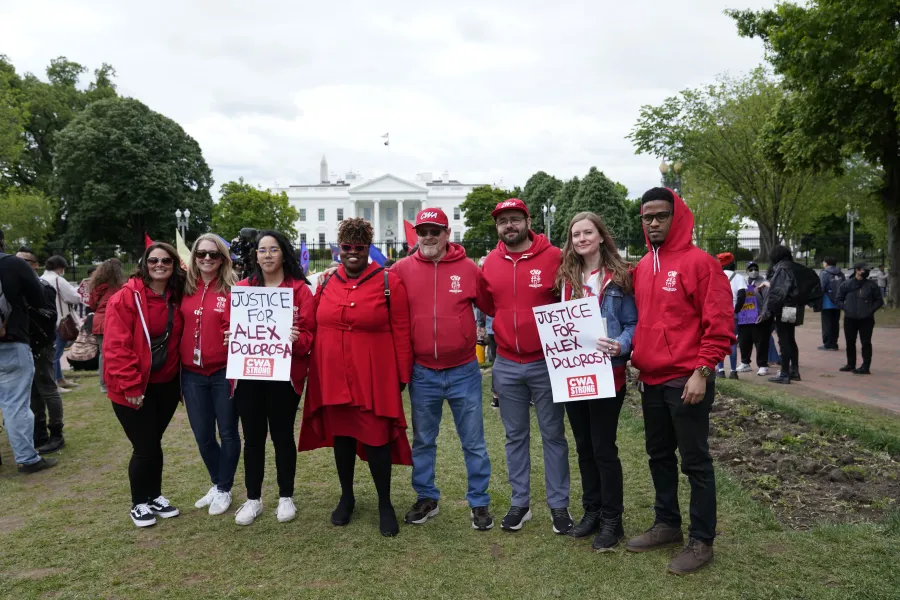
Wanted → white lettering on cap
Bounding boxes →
[421,211,439,219]
[500,201,517,208]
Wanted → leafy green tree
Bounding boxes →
[0,188,55,249]
[461,185,514,245]
[558,167,629,243]
[522,171,562,234]
[213,180,299,241]
[682,169,741,241]
[0,57,27,186]
[728,1,900,304]
[54,97,213,256]
[549,176,580,243]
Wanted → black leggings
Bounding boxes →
[775,321,799,374]
[738,323,771,368]
[333,436,394,508]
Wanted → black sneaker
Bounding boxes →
[404,498,439,524]
[728,371,739,380]
[789,370,801,382]
[570,510,602,538]
[36,436,65,454]
[148,495,180,519]
[471,506,494,531]
[550,508,574,535]
[17,457,58,474]
[130,503,157,528]
[331,495,355,526]
[768,372,791,385]
[839,364,855,372]
[853,367,871,375]
[500,506,532,532]
[592,516,624,551]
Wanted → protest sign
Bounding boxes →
[226,286,293,381]
[533,297,615,402]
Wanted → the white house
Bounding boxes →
[271,156,485,246]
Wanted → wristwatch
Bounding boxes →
[695,366,712,378]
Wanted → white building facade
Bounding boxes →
[271,158,484,247]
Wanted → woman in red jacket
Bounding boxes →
[103,243,185,528]
[299,218,413,537]
[180,233,238,517]
[89,258,126,394]
[229,230,315,527]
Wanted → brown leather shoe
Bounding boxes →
[625,522,684,552]
[667,537,714,575]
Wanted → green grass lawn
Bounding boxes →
[1,372,898,599]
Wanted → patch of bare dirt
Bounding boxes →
[15,567,68,580]
[0,514,27,534]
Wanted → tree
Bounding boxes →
[728,1,900,305]
[681,169,741,242]
[213,180,299,241]
[558,167,629,243]
[0,188,55,249]
[0,57,27,186]
[460,185,514,249]
[54,97,213,256]
[549,176,580,243]
[522,171,562,234]
[629,69,832,257]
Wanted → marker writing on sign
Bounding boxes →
[535,301,608,370]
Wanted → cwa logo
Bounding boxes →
[449,275,462,293]
[567,375,597,399]
[421,211,438,219]
[243,357,274,378]
[499,201,517,208]
[529,269,542,288]
[663,270,678,292]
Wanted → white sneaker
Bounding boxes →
[56,386,71,393]
[736,363,752,373]
[276,497,296,523]
[235,499,263,526]
[209,490,232,516]
[757,367,769,376]
[195,485,217,509]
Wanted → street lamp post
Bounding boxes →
[542,202,557,245]
[659,159,684,196]
[846,204,859,267]
[175,208,191,240]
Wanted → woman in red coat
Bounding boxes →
[89,258,126,394]
[103,243,185,528]
[299,218,413,537]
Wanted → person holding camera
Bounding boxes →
[103,242,185,527]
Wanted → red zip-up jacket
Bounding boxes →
[180,277,230,376]
[631,190,735,385]
[391,242,494,370]
[103,278,185,407]
[482,232,562,364]
[225,276,316,396]
[89,283,121,335]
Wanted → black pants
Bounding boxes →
[565,386,625,517]
[641,381,716,543]
[31,346,65,445]
[112,376,181,506]
[821,309,841,349]
[775,321,799,374]
[738,322,772,368]
[844,316,875,369]
[235,380,301,500]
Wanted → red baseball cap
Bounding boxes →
[717,252,735,267]
[491,198,529,219]
[415,208,449,229]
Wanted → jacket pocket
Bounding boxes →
[435,316,470,359]
[631,325,673,370]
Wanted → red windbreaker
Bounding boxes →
[102,278,185,407]
[391,242,494,370]
[482,232,562,364]
[89,283,121,336]
[631,191,735,385]
[179,277,230,376]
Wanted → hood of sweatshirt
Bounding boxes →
[642,189,694,274]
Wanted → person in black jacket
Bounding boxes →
[837,262,884,375]
[758,245,803,385]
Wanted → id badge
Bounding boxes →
[192,348,202,366]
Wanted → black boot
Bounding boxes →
[853,366,871,375]
[36,436,65,454]
[379,504,400,537]
[592,516,625,551]
[331,496,356,526]
[768,371,791,384]
[789,369,801,381]
[569,510,602,538]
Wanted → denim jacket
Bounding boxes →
[565,281,638,368]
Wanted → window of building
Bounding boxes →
[318,208,325,222]
[337,208,344,221]
[318,233,326,245]
[299,209,306,221]
[363,207,372,221]
[300,233,307,244]
[407,207,416,221]
[386,207,394,221]
[454,231,461,243]
[453,207,461,221]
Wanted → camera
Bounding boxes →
[231,227,259,279]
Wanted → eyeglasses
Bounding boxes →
[146,257,174,266]
[496,216,526,227]
[196,250,223,260]
[417,228,444,239]
[340,244,367,252]
[641,211,672,225]
[256,247,281,256]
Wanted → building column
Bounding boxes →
[349,199,356,219]
[397,199,404,250]
[373,199,381,244]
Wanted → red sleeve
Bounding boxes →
[387,272,413,383]
[474,267,495,317]
[88,288,100,312]
[103,291,144,398]
[692,262,736,369]
[292,282,316,357]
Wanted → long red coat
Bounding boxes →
[298,262,413,465]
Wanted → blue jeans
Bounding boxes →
[54,331,66,381]
[182,368,241,492]
[0,343,40,465]
[409,359,491,508]
[718,316,739,372]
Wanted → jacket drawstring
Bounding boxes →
[652,247,661,274]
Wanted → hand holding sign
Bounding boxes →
[226,287,294,381]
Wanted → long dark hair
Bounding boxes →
[767,244,793,279]
[134,242,186,303]
[248,229,310,286]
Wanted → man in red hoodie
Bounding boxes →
[391,208,496,531]
[481,199,572,535]
[626,187,734,574]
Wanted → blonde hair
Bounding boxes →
[553,211,632,298]
[185,233,237,296]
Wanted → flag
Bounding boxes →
[404,220,417,248]
[144,232,154,249]
[381,132,389,146]
[369,244,387,267]
[299,240,310,274]
[175,229,191,270]
[329,244,341,262]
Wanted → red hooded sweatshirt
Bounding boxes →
[89,282,121,336]
[631,191,735,385]
[179,276,230,376]
[102,278,185,407]
[391,242,494,370]
[482,232,562,364]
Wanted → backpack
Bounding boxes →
[824,270,845,305]
[67,313,99,370]
[0,254,12,337]
[29,279,59,352]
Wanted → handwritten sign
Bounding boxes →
[226,286,293,381]
[533,297,615,402]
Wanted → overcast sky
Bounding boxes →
[3,0,775,198]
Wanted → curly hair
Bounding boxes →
[553,211,632,298]
[338,218,374,245]
[90,258,127,291]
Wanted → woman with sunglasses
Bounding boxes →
[229,230,315,526]
[103,243,185,527]
[299,218,413,537]
[180,234,239,516]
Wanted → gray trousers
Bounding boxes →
[493,356,570,509]
[31,345,65,444]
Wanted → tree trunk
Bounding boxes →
[882,165,900,309]
[756,221,778,263]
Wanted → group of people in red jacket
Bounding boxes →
[100,186,734,575]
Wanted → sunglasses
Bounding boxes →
[146,257,174,266]
[340,244,367,252]
[417,228,444,239]
[195,250,223,260]
[641,211,672,225]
